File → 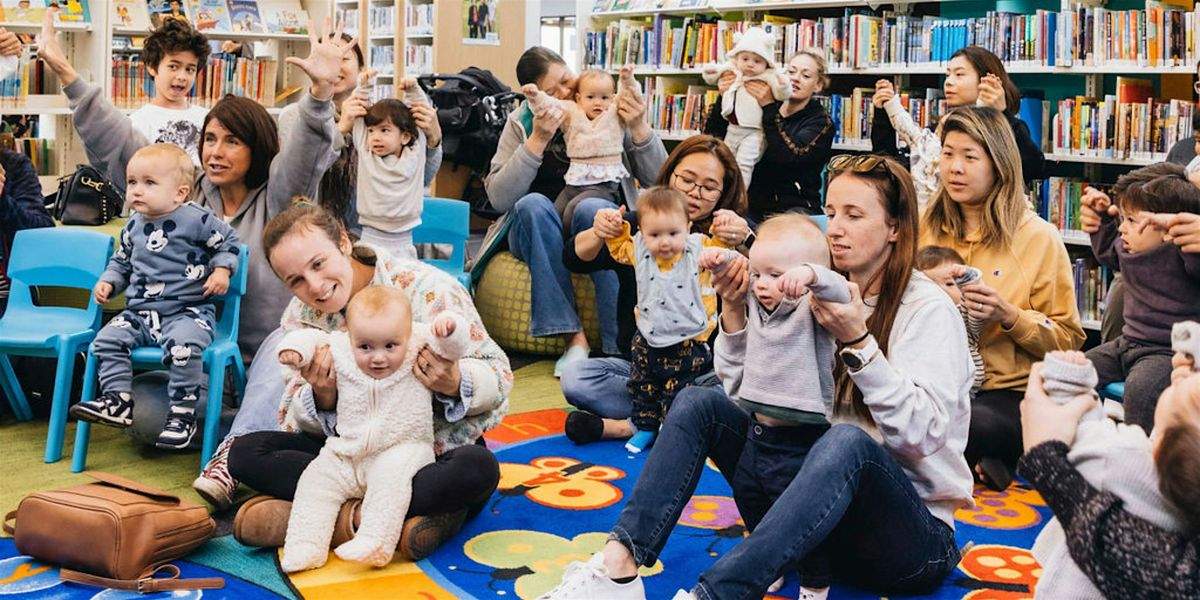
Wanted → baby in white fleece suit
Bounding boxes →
[701,26,791,186]
[277,285,470,572]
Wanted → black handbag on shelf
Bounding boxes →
[45,164,124,226]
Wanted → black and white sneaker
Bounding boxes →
[69,391,134,428]
[156,407,197,450]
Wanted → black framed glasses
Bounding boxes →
[671,172,723,201]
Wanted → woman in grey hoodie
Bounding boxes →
[39,16,352,362]
[478,47,667,375]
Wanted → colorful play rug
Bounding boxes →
[288,406,1052,600]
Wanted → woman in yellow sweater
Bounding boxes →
[920,106,1085,490]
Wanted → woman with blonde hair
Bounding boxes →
[920,105,1084,490]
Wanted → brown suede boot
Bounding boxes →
[233,497,362,548]
[396,508,469,561]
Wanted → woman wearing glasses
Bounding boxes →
[560,135,752,445]
[705,49,835,221]
[920,106,1084,491]
[543,153,974,600]
[480,47,668,373]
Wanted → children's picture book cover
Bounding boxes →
[1,0,47,23]
[186,0,230,31]
[112,0,150,29]
[45,0,90,23]
[259,0,306,34]
[228,0,265,33]
[146,0,188,29]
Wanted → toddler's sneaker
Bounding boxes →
[554,345,590,378]
[156,407,197,449]
[193,436,239,510]
[69,391,133,427]
[625,429,657,454]
[536,552,645,599]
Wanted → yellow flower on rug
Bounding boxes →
[956,485,1048,530]
[463,530,662,599]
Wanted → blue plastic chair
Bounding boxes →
[0,228,113,463]
[809,214,828,233]
[413,197,471,290]
[1100,381,1125,401]
[72,245,251,473]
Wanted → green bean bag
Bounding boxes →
[474,251,601,355]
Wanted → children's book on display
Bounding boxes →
[187,0,231,31]
[227,0,265,33]
[145,0,188,29]
[113,0,151,29]
[260,0,306,34]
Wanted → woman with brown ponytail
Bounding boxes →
[541,155,974,600]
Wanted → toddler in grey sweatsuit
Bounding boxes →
[700,213,850,599]
[70,144,241,449]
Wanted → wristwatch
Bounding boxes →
[740,231,756,249]
[839,335,880,372]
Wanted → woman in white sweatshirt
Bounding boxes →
[542,154,974,600]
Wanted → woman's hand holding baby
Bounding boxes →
[592,207,626,240]
[778,265,816,298]
[710,209,752,247]
[1020,363,1099,451]
[1138,212,1200,253]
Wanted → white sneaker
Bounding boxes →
[799,586,829,600]
[671,591,696,600]
[537,552,645,600]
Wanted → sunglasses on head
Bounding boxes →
[828,153,889,173]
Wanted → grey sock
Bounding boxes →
[1041,353,1098,405]
[955,266,983,287]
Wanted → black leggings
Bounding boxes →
[227,431,500,518]
[964,389,1025,471]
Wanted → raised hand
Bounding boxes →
[432,313,457,338]
[977,73,1007,112]
[0,28,20,57]
[592,206,626,240]
[710,209,751,247]
[1079,186,1116,233]
[286,18,359,101]
[872,79,895,109]
[37,8,76,85]
[398,76,418,91]
[778,265,816,298]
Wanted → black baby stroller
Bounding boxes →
[418,67,524,219]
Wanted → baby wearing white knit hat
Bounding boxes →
[701,27,792,186]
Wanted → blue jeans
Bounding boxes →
[561,357,721,420]
[225,327,288,439]
[608,387,960,599]
[506,194,581,340]
[568,196,620,355]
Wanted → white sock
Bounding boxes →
[798,586,829,600]
[767,576,785,593]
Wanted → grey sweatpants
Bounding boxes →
[92,306,216,421]
[1086,335,1173,432]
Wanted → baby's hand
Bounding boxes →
[521,83,540,101]
[873,79,895,108]
[699,247,731,271]
[778,265,816,298]
[93,281,113,304]
[592,206,626,240]
[1079,186,1116,233]
[399,76,419,91]
[203,268,230,296]
[279,350,303,367]
[432,313,457,338]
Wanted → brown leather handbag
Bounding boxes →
[3,471,223,592]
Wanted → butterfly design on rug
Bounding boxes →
[492,457,626,512]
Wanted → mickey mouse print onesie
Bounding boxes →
[276,313,471,572]
[90,203,240,439]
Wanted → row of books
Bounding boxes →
[110,53,279,108]
[107,1,307,33]
[406,3,433,35]
[336,8,358,36]
[0,137,52,175]
[0,54,48,99]
[368,6,394,36]
[584,5,1200,71]
[370,46,394,76]
[1073,259,1109,324]
[1032,177,1098,237]
[369,84,392,103]
[405,45,432,76]
[1051,95,1193,161]
[592,0,712,11]
[641,77,717,134]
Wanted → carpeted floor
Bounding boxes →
[1,359,1052,599]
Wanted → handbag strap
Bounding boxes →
[60,565,224,593]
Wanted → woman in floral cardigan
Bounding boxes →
[204,203,511,560]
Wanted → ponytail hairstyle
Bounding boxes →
[262,198,348,273]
